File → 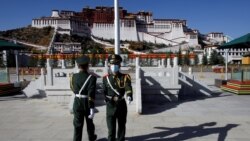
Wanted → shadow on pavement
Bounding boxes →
[142,94,232,115]
[27,89,47,99]
[0,92,27,101]
[127,122,239,141]
[0,89,48,101]
[140,71,233,115]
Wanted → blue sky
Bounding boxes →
[0,0,249,39]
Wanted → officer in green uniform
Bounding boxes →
[70,55,97,141]
[103,54,133,141]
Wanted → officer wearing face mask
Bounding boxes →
[103,54,133,141]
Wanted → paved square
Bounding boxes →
[1,92,250,141]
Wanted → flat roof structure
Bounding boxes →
[0,40,26,50]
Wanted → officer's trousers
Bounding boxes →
[106,99,127,141]
[73,98,96,141]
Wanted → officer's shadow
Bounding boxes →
[127,122,239,141]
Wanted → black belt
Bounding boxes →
[106,95,124,102]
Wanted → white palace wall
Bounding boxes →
[186,34,199,47]
[92,20,138,41]
[138,32,172,45]
[137,23,188,45]
[167,24,186,43]
[32,19,89,36]
[32,18,198,46]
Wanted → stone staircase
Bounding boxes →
[139,67,181,103]
[141,76,181,103]
[178,71,223,98]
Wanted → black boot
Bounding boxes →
[89,134,97,141]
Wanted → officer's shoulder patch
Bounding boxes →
[69,73,75,78]
[125,74,131,80]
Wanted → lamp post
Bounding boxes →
[225,49,229,80]
[14,50,20,82]
[114,0,120,55]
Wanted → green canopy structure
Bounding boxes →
[0,40,26,50]
[0,40,26,82]
[218,33,250,49]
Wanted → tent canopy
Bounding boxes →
[0,40,26,51]
[218,33,250,49]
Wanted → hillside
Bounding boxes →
[0,26,54,47]
[0,26,107,53]
[0,26,150,54]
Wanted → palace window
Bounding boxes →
[124,20,134,27]
[190,35,197,39]
[175,24,180,28]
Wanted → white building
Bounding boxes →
[91,14,199,47]
[206,32,226,45]
[218,47,250,64]
[203,44,250,64]
[92,18,138,41]
[32,10,90,36]
[31,8,200,47]
[203,45,219,60]
[52,42,82,53]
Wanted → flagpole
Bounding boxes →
[114,0,120,55]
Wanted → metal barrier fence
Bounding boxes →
[231,68,250,81]
[0,68,9,83]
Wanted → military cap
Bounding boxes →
[108,54,122,64]
[76,55,90,65]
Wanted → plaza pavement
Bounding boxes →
[1,91,250,141]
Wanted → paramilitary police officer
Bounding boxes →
[70,55,97,141]
[103,54,133,141]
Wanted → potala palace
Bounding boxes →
[31,6,228,48]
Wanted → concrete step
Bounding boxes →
[141,77,175,85]
[142,88,179,95]
[141,84,181,89]
[207,85,223,93]
[142,93,178,103]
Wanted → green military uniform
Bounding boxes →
[70,56,97,141]
[103,54,133,141]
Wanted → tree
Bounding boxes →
[53,59,58,68]
[7,52,16,67]
[28,57,38,67]
[194,54,199,65]
[0,51,4,67]
[183,53,190,66]
[202,54,208,65]
[209,50,218,65]
[38,58,46,67]
[209,50,224,65]
[177,48,183,65]
[218,55,225,65]
[70,56,76,67]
